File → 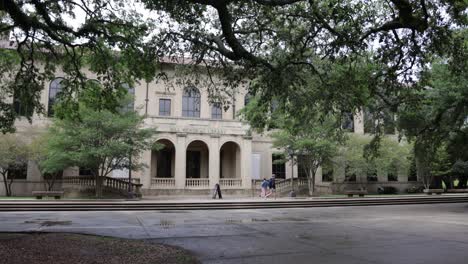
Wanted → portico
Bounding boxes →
[142,116,252,194]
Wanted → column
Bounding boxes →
[175,133,187,189]
[354,109,365,134]
[209,135,220,186]
[241,136,252,189]
[139,149,152,189]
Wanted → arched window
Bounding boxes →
[182,86,201,117]
[121,83,135,112]
[244,93,252,106]
[211,103,222,119]
[48,78,64,117]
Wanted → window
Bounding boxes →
[121,83,135,112]
[7,164,27,180]
[48,78,64,117]
[322,161,334,182]
[341,112,354,132]
[211,103,222,119]
[364,108,396,134]
[79,168,92,176]
[383,111,396,134]
[387,162,398,181]
[345,164,356,182]
[159,99,171,116]
[13,92,33,117]
[182,86,200,117]
[272,154,286,179]
[244,93,252,106]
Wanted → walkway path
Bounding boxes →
[1,203,468,263]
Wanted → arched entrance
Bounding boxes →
[186,140,209,179]
[220,141,241,179]
[151,139,175,178]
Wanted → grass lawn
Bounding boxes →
[0,233,200,264]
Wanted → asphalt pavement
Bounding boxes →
[1,203,467,264]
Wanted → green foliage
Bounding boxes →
[0,133,29,196]
[340,134,412,181]
[269,112,345,195]
[43,93,159,197]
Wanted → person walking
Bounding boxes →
[212,183,222,199]
[268,174,276,199]
[260,178,269,199]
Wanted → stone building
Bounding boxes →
[0,38,419,197]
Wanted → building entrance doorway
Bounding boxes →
[186,141,209,179]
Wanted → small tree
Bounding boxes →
[340,134,412,187]
[44,98,159,198]
[0,134,29,196]
[29,134,64,191]
[272,116,345,196]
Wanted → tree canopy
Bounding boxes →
[43,90,159,197]
[1,0,466,133]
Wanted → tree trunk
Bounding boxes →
[2,173,11,197]
[415,144,432,189]
[307,171,316,196]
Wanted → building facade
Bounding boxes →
[1,43,419,197]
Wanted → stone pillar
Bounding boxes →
[175,133,187,189]
[209,134,220,186]
[241,136,252,188]
[398,166,408,183]
[140,149,152,189]
[315,166,323,185]
[377,168,387,182]
[354,109,365,134]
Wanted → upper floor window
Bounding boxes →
[48,78,64,117]
[121,83,135,112]
[244,93,252,106]
[211,103,222,119]
[182,86,200,117]
[159,98,171,116]
[341,111,354,132]
[13,90,33,117]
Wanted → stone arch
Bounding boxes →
[220,141,241,179]
[151,139,176,178]
[186,140,209,179]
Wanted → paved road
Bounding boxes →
[1,203,467,264]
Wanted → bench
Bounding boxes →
[344,190,368,197]
[423,189,444,195]
[446,189,468,193]
[32,191,64,199]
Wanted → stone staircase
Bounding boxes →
[62,176,143,198]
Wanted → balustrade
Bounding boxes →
[151,178,176,188]
[185,178,210,188]
[219,178,242,188]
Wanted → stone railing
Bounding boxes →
[219,178,242,188]
[62,175,142,198]
[186,178,210,188]
[62,176,95,187]
[151,178,176,188]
